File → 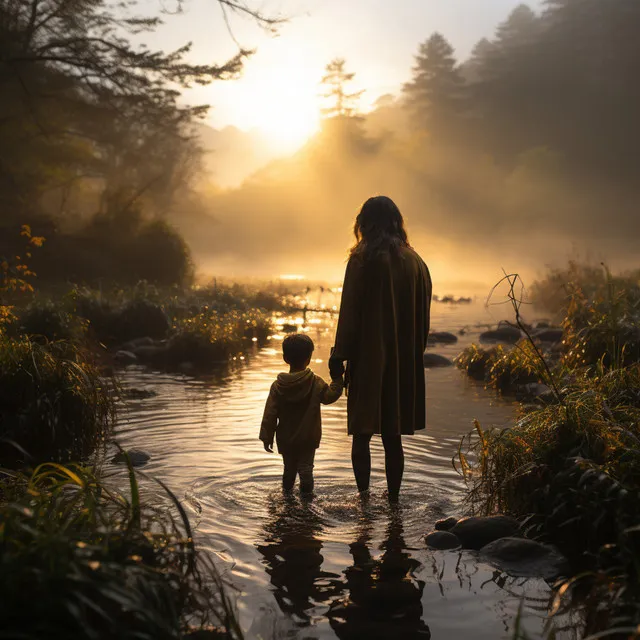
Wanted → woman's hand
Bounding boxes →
[329,354,345,379]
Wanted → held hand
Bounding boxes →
[263,441,274,453]
[329,355,345,380]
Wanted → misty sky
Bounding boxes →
[147,0,544,141]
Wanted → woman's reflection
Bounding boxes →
[329,507,432,640]
[256,494,341,626]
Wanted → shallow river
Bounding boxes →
[106,300,568,640]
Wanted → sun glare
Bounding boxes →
[224,54,322,154]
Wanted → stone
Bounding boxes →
[435,516,459,531]
[423,353,453,368]
[121,336,155,351]
[427,331,459,346]
[480,537,569,580]
[516,383,556,404]
[479,326,522,344]
[534,328,564,343]
[111,449,151,467]
[451,515,520,550]
[425,531,461,550]
[114,350,137,365]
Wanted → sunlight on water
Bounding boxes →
[106,302,570,639]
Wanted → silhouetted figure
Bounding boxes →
[330,196,432,501]
[328,508,431,639]
[260,334,343,493]
[256,495,342,626]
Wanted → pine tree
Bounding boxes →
[320,58,364,119]
[403,33,467,141]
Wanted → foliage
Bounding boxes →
[169,308,271,369]
[0,337,113,466]
[457,271,640,637]
[8,300,88,343]
[530,261,640,316]
[562,278,640,370]
[456,342,544,393]
[0,224,45,301]
[0,463,244,639]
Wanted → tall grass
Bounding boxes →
[456,270,640,637]
[0,337,114,466]
[0,463,244,639]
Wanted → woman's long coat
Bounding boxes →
[333,246,432,436]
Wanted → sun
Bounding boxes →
[223,54,322,154]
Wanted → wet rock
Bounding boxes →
[425,531,461,550]
[423,353,453,368]
[480,537,568,580]
[534,328,564,343]
[516,383,556,404]
[114,350,137,365]
[536,321,551,329]
[435,516,459,531]
[479,326,521,344]
[451,515,520,550]
[121,388,157,400]
[427,331,459,346]
[111,449,151,467]
[121,336,155,351]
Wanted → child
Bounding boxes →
[260,334,343,494]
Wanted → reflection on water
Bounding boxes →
[107,301,570,639]
[328,504,431,640]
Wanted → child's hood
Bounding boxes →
[275,369,315,403]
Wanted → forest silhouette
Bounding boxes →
[2,0,639,287]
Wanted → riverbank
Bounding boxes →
[455,266,640,638]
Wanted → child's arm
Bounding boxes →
[320,375,344,405]
[259,383,278,452]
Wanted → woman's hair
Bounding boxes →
[350,196,410,260]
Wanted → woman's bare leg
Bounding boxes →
[351,434,372,492]
[382,435,404,502]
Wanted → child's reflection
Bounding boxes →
[329,507,432,640]
[256,494,341,626]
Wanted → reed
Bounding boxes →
[0,463,244,639]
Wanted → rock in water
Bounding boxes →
[480,537,568,579]
[114,350,137,365]
[425,531,461,550]
[479,326,522,344]
[111,449,151,467]
[423,353,453,368]
[534,328,564,343]
[451,515,520,550]
[435,516,459,531]
[427,331,459,346]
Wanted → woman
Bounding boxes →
[329,196,432,502]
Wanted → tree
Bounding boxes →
[320,58,364,119]
[403,33,467,142]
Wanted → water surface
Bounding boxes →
[107,301,567,639]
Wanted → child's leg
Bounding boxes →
[282,452,297,491]
[297,449,316,494]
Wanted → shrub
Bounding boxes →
[0,337,113,466]
[115,299,171,343]
[167,309,272,370]
[8,300,87,342]
[0,464,243,639]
